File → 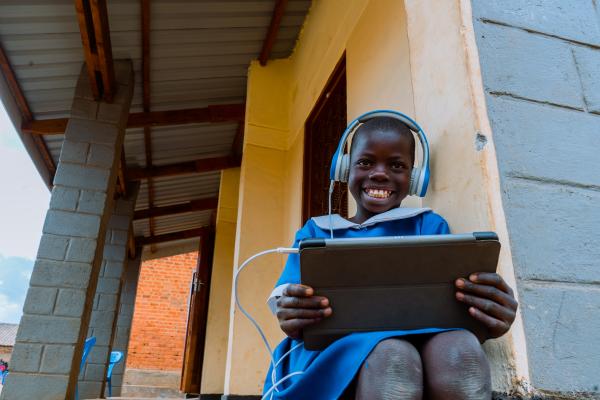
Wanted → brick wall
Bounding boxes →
[126,252,198,371]
[471,0,600,393]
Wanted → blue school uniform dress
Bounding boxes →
[263,207,453,400]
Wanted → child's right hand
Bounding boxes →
[275,284,332,339]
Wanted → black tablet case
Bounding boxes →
[299,232,500,350]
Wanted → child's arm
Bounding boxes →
[275,284,332,339]
[454,272,518,342]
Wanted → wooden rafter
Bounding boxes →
[134,197,218,220]
[259,0,288,66]
[74,0,115,101]
[21,104,247,135]
[116,148,128,197]
[128,155,239,181]
[0,42,56,185]
[136,227,208,246]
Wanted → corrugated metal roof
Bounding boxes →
[0,0,311,249]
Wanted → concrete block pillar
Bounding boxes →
[78,186,139,399]
[107,253,142,396]
[0,61,134,400]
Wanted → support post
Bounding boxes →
[0,60,133,400]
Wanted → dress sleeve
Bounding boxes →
[266,221,316,314]
[420,211,451,235]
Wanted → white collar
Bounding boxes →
[311,207,431,230]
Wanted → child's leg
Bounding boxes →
[355,339,423,400]
[421,330,491,400]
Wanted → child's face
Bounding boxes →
[348,130,413,221]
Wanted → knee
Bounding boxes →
[424,331,491,400]
[357,339,423,399]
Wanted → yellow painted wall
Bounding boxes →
[223,0,523,395]
[200,168,240,394]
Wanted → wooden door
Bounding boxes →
[303,55,348,221]
[180,226,215,394]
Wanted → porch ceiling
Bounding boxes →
[0,0,311,253]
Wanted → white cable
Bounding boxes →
[234,247,303,398]
[328,180,335,239]
[262,371,305,400]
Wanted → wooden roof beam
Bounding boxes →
[134,197,218,220]
[0,42,56,187]
[127,155,239,180]
[136,227,208,247]
[259,0,288,66]
[75,0,115,101]
[22,104,246,135]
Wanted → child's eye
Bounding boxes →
[391,162,406,170]
[356,159,372,167]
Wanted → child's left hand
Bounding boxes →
[454,272,518,341]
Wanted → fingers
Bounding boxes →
[455,291,516,323]
[283,284,314,297]
[277,295,329,309]
[455,275,518,310]
[280,318,323,339]
[466,306,510,339]
[276,307,332,321]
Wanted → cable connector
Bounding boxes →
[276,247,299,254]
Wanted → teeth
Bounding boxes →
[366,189,391,199]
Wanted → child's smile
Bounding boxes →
[348,129,414,224]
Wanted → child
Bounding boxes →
[264,116,518,400]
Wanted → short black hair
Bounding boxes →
[350,116,416,164]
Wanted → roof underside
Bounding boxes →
[0,0,311,255]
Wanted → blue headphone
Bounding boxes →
[329,110,430,197]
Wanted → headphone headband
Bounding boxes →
[329,109,430,197]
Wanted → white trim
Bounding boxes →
[311,207,431,230]
[267,284,291,315]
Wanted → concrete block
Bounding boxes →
[30,259,92,289]
[487,96,600,186]
[53,163,110,192]
[58,140,89,165]
[23,286,57,315]
[97,101,128,127]
[103,243,126,263]
[70,97,99,120]
[54,288,86,317]
[115,313,132,328]
[572,46,600,113]
[0,372,69,399]
[9,343,43,372]
[503,178,600,282]
[87,143,116,169]
[471,0,600,46]
[111,229,128,246]
[64,117,120,145]
[104,260,125,279]
[519,282,600,392]
[43,209,102,238]
[77,189,107,215]
[90,310,116,328]
[18,315,81,344]
[37,234,69,261]
[49,186,79,212]
[84,362,107,382]
[97,293,118,311]
[74,64,96,101]
[96,277,121,294]
[114,196,136,216]
[475,22,584,109]
[40,344,75,374]
[65,237,97,263]
[76,381,103,399]
[87,344,109,364]
[114,59,134,87]
[90,327,113,346]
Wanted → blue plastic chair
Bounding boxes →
[75,336,96,400]
[106,351,123,397]
[1,370,8,385]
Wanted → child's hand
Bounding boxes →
[275,284,332,339]
[454,272,518,341]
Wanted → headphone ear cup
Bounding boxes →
[409,167,420,196]
[339,154,350,183]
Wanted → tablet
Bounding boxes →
[299,232,500,350]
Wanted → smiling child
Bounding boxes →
[265,116,518,400]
